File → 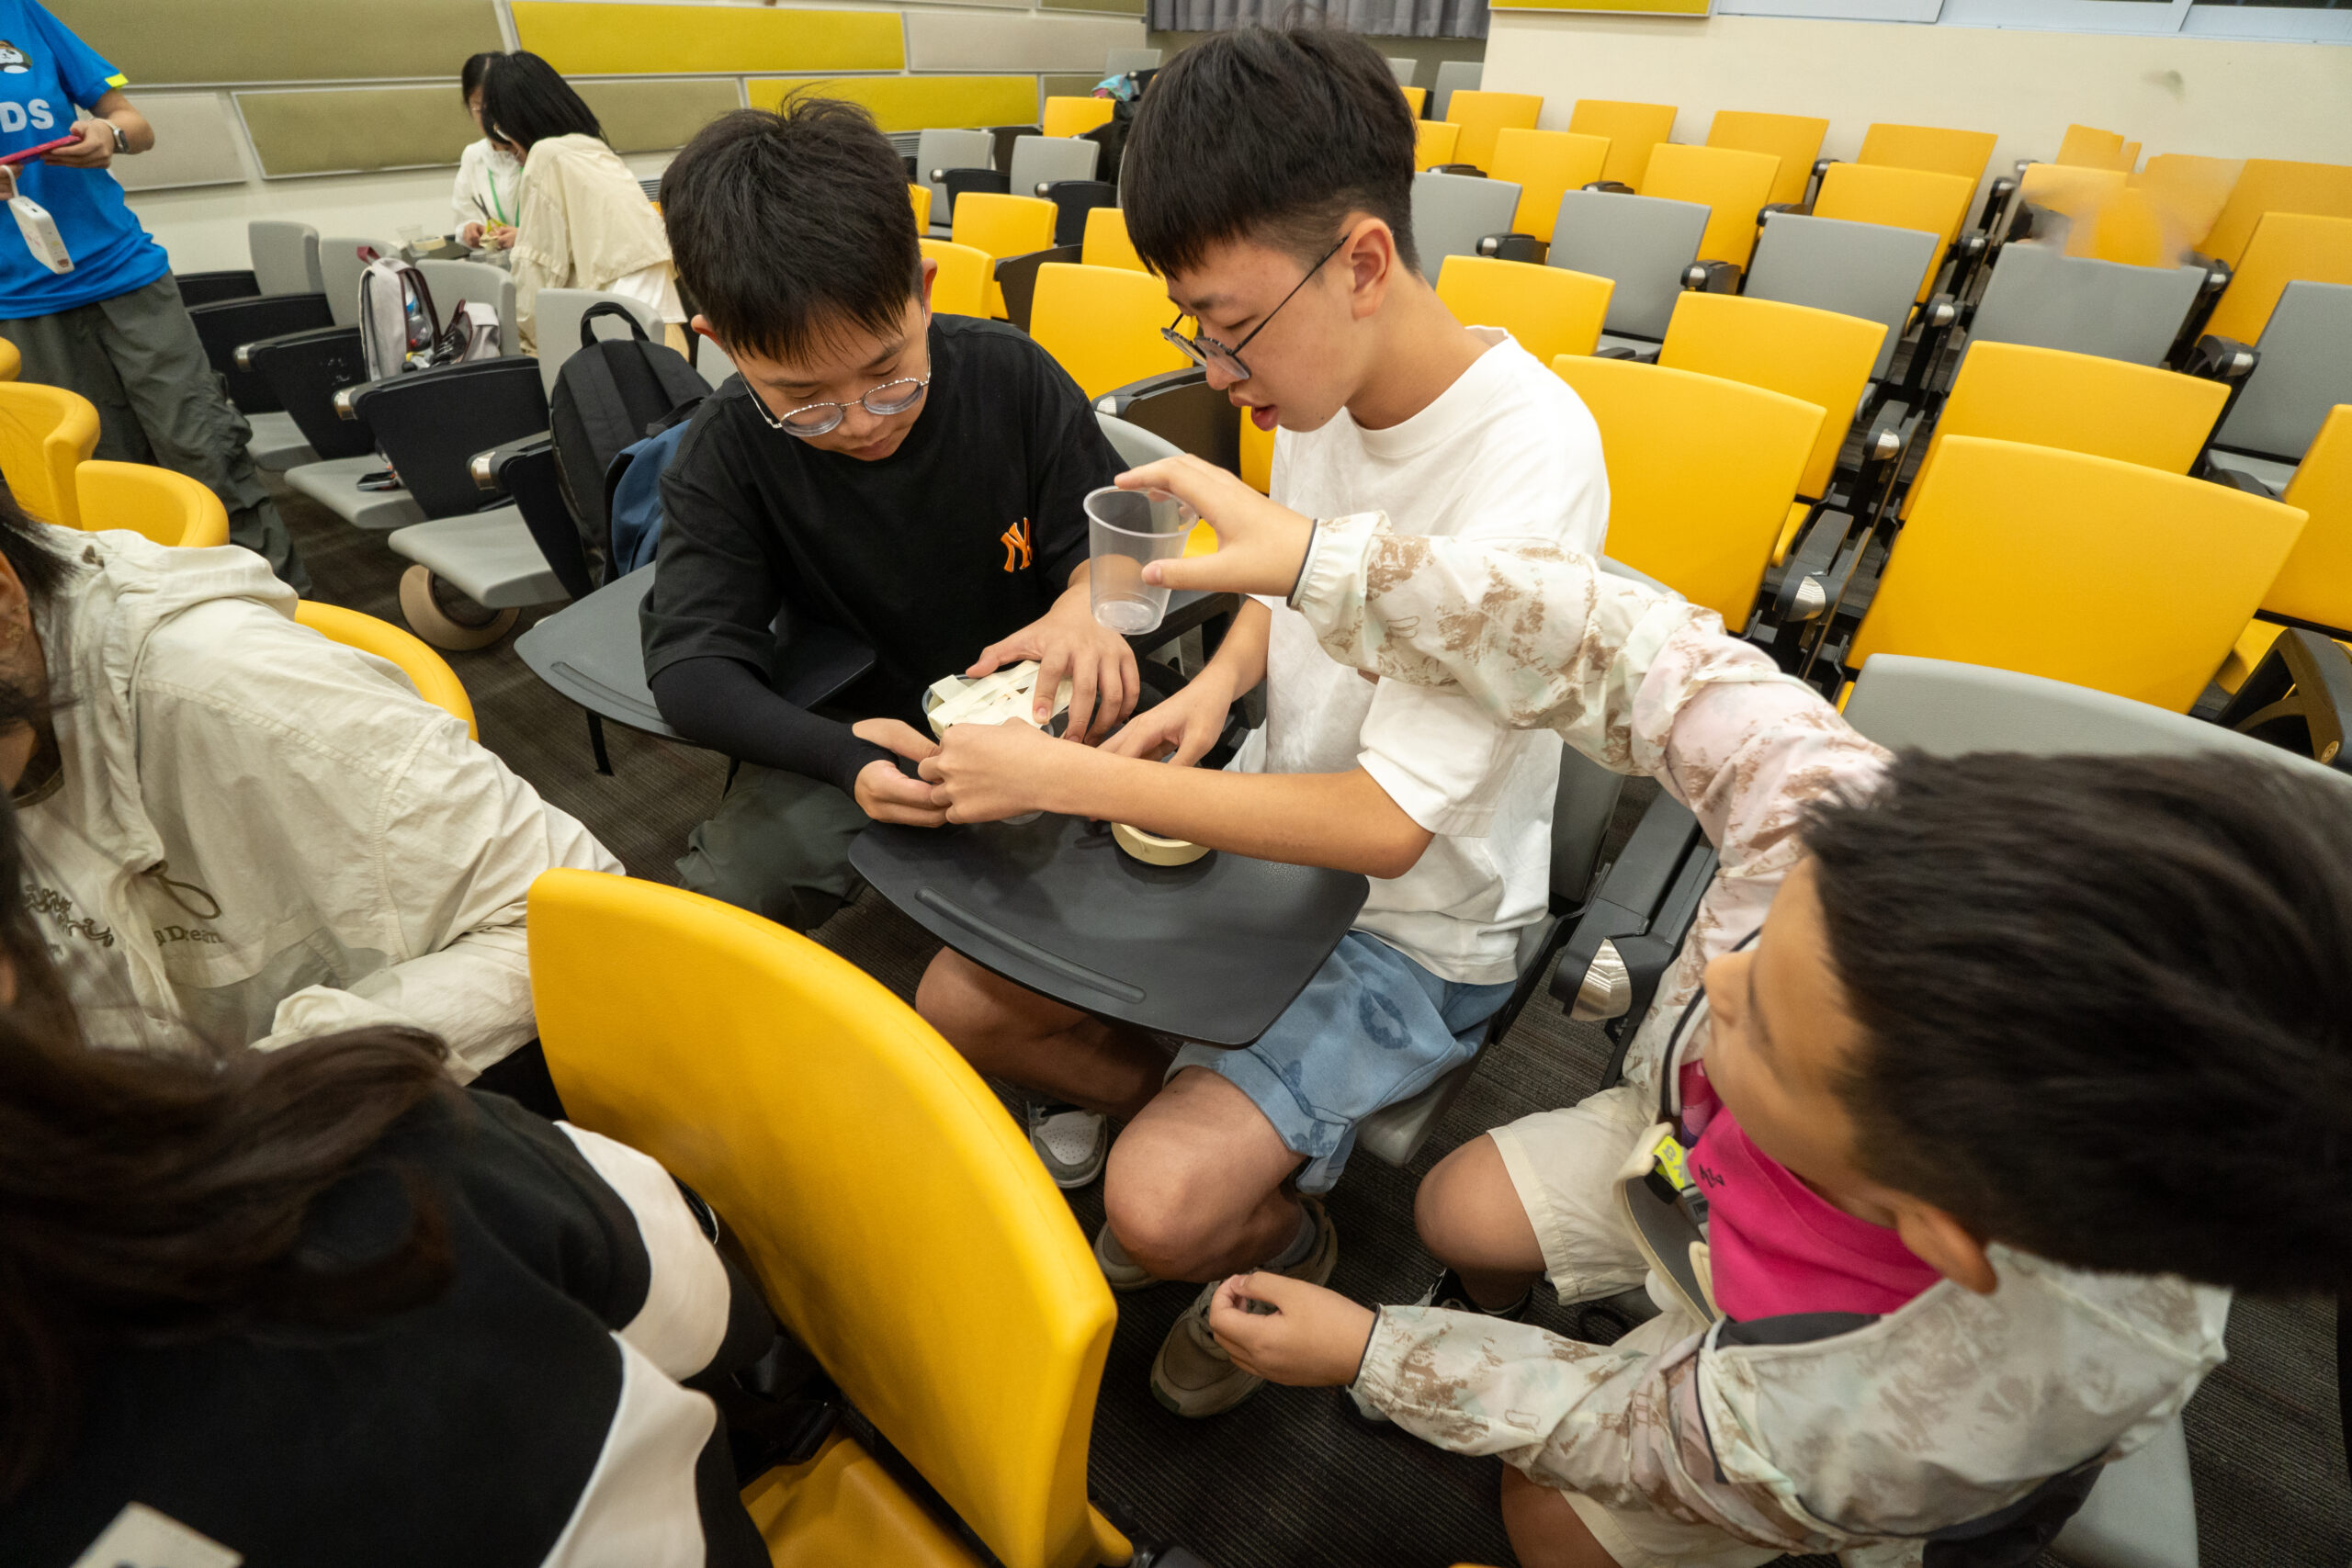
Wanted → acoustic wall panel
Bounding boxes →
[236,86,479,178]
[49,0,503,86]
[513,3,905,77]
[747,74,1037,132]
[903,12,1145,73]
[1043,0,1146,15]
[578,78,742,152]
[114,93,246,191]
[1041,74,1104,101]
[1489,0,1707,10]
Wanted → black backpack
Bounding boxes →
[548,302,709,576]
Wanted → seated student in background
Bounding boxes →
[476,51,685,354]
[452,51,518,252]
[913,26,1606,1420]
[0,797,778,1566]
[0,485,618,1075]
[1050,457,2350,1568]
[642,98,1135,931]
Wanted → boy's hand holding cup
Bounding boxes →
[1119,456,1318,601]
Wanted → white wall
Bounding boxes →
[1480,11,2352,177]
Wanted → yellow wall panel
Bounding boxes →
[51,0,502,85]
[514,3,905,76]
[1491,0,1705,11]
[577,78,743,153]
[748,75,1037,132]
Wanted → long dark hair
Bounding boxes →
[460,50,500,105]
[0,786,460,1499]
[478,51,605,155]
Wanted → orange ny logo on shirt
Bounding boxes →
[1000,516,1033,571]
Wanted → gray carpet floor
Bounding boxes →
[275,482,2348,1568]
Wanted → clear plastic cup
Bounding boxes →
[1085,486,1197,635]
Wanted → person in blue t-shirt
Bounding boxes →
[0,3,305,591]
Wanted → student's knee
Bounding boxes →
[1102,1131,1239,1279]
[1417,1133,1544,1274]
[914,949,1060,1067]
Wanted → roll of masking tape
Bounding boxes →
[1113,821,1210,866]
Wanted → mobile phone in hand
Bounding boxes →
[1,136,81,167]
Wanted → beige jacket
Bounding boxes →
[510,133,673,353]
[1288,513,2230,1564]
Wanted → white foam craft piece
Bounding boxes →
[922,660,1073,740]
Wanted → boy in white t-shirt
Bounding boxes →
[912,26,1608,1418]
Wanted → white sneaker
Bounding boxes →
[1025,1100,1108,1189]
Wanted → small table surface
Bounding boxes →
[851,812,1367,1047]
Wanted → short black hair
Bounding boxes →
[1804,750,2352,1295]
[477,51,602,153]
[459,51,499,104]
[660,97,922,364]
[1122,25,1419,278]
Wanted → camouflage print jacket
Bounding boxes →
[1289,513,2231,1565]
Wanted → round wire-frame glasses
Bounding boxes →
[753,375,933,437]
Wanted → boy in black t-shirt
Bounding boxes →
[643,98,1133,930]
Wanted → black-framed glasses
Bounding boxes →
[754,375,932,437]
[1160,233,1350,383]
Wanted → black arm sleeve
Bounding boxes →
[650,655,898,799]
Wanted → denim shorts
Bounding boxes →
[1168,930,1514,1194]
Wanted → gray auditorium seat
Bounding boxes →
[1007,134,1100,199]
[285,457,426,532]
[1744,212,1943,383]
[1966,241,2207,367]
[532,288,663,398]
[248,220,322,297]
[1385,56,1416,88]
[915,128,996,236]
[387,508,565,615]
[319,234,399,327]
[1548,189,1710,345]
[1413,171,1524,268]
[2207,280,2352,495]
[416,258,521,357]
[1430,60,1482,122]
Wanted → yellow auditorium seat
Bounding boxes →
[2219,405,2352,692]
[0,381,97,528]
[1401,85,1427,118]
[0,337,17,382]
[2132,153,2242,258]
[920,238,992,320]
[1080,206,1148,273]
[2054,124,2130,172]
[293,601,478,739]
[1415,119,1461,173]
[1641,141,1781,271]
[74,460,230,549]
[1488,129,1609,244]
[2203,211,2352,345]
[1657,290,1884,509]
[2198,157,2352,269]
[1858,121,1998,190]
[1027,263,1189,401]
[1567,99,1677,191]
[1040,95,1114,141]
[948,192,1056,320]
[1849,436,2304,715]
[1811,162,1977,302]
[909,181,933,231]
[526,869,1130,1568]
[1706,110,1827,210]
[1442,90,1542,175]
[1437,255,1611,367]
[1905,342,2231,516]
[1550,354,1822,626]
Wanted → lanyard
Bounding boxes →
[485,163,509,226]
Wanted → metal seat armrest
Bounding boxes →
[1592,344,1642,362]
[1476,232,1545,264]
[2202,462,2275,497]
[1098,366,1207,413]
[2216,627,2352,771]
[471,432,554,494]
[1584,180,1635,196]
[993,243,1084,332]
[2185,333,2258,388]
[1759,201,1808,221]
[1681,260,1741,293]
[1429,163,1485,176]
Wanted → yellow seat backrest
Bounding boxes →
[74,460,230,549]
[2204,211,2352,344]
[2265,404,2352,631]
[1550,354,1821,625]
[1415,118,1460,173]
[1908,341,2231,514]
[1852,435,2306,714]
[0,381,96,528]
[2132,153,2242,257]
[909,181,933,232]
[1858,121,1998,189]
[0,337,18,382]
[1812,162,1976,302]
[1401,85,1428,118]
[1080,205,1148,273]
[1443,90,1543,175]
[292,601,478,739]
[1438,255,1612,367]
[1566,98,1677,191]
[950,193,1057,319]
[1705,109,1827,210]
[2120,141,2143,175]
[2199,157,2352,269]
[1239,407,1273,494]
[921,238,993,320]
[1658,291,1884,501]
[1040,96,1114,141]
[1489,129,1609,243]
[2012,164,2165,264]
[1028,263,1189,401]
[2054,124,2129,172]
[527,869,1125,1568]
[1641,141,1781,271]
